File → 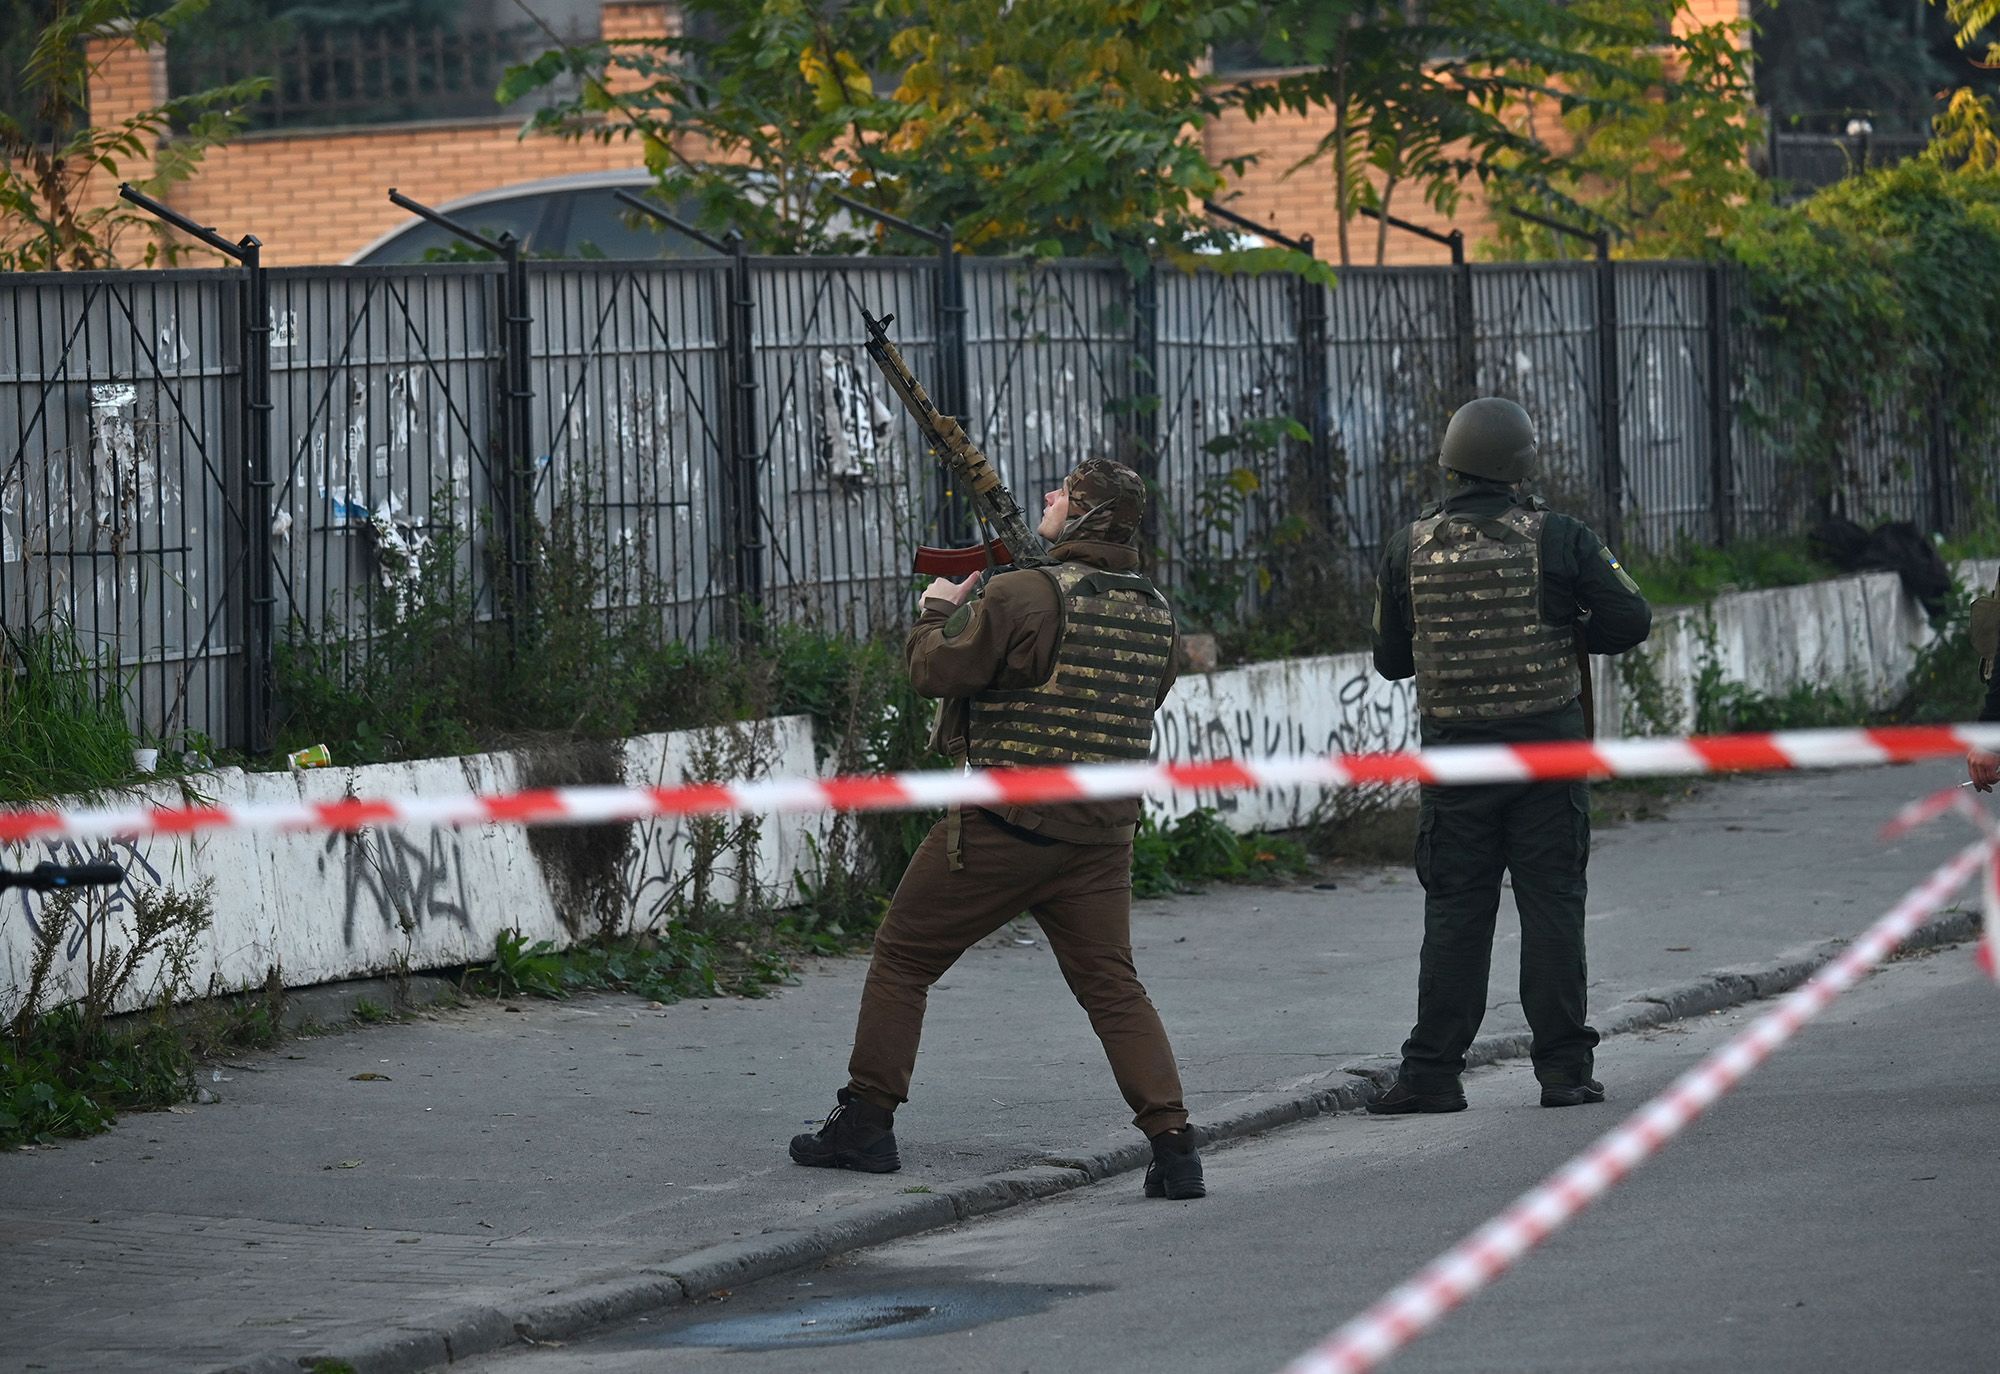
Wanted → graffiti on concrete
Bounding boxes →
[326,826,474,947]
[7,835,164,962]
[1152,660,1418,822]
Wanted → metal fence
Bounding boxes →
[4,251,1991,754]
[1769,131,1931,199]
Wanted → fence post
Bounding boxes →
[727,232,767,638]
[1928,381,1955,538]
[1498,207,1623,549]
[1130,259,1162,559]
[1294,234,1331,492]
[1706,265,1735,547]
[933,227,971,547]
[611,190,765,639]
[1594,242,1624,552]
[1449,231,1476,408]
[386,193,541,640]
[240,237,275,755]
[114,185,274,755]
[499,235,536,639]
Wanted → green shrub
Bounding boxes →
[1624,538,1840,609]
[1133,806,1312,897]
[2,882,218,1148]
[0,622,144,803]
[468,923,792,1006]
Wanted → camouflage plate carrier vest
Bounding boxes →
[967,562,1176,768]
[1408,506,1581,721]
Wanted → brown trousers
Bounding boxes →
[846,808,1190,1137]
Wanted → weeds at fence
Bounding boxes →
[1166,415,1377,665]
[1891,586,1985,725]
[0,623,147,804]
[1624,537,1839,608]
[1689,613,1868,734]
[0,881,280,1148]
[1694,672,1866,735]
[467,923,794,1006]
[1132,807,1313,898]
[1616,642,1686,737]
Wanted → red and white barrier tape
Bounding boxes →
[1882,785,2000,982]
[1883,782,1989,839]
[1279,838,1989,1374]
[1981,841,2000,982]
[3,724,1998,846]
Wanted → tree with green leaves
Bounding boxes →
[500,0,1284,265]
[501,0,899,253]
[865,0,1258,262]
[1931,84,2000,167]
[1485,0,1764,259]
[1929,0,2000,168]
[0,0,266,270]
[1940,0,2000,62]
[1227,0,1698,265]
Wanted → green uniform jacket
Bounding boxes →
[1373,481,1653,745]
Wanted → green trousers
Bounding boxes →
[1398,778,1600,1090]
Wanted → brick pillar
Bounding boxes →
[81,20,169,261]
[601,2,676,42]
[1674,0,1753,41]
[85,21,168,179]
[602,2,677,101]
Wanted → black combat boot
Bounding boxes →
[789,1088,901,1173]
[1539,1078,1606,1108]
[1365,1077,1469,1114]
[1142,1125,1206,1200]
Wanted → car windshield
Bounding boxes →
[553,188,714,260]
[356,186,715,264]
[355,195,553,265]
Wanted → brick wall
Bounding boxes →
[80,22,170,258]
[1199,102,1498,267]
[1200,2,1750,266]
[1682,0,1752,31]
[170,122,654,265]
[88,1,1752,268]
[87,2,676,266]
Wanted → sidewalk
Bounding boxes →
[0,764,1976,1373]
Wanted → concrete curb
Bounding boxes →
[224,907,1977,1374]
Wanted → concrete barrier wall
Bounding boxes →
[2,717,827,1020]
[5,562,1991,1016]
[1145,559,1997,827]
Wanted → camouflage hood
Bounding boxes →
[1057,457,1146,548]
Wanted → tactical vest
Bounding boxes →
[1408,505,1581,721]
[967,562,1176,768]
[1973,578,2000,681]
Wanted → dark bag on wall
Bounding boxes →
[1859,521,1951,619]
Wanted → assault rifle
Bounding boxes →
[858,307,1051,576]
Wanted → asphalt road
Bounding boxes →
[459,944,2000,1374]
[2,765,1987,1371]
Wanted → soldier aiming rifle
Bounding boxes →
[788,309,1206,1201]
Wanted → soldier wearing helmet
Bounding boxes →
[790,457,1206,1202]
[1368,398,1651,1115]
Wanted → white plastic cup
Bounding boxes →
[132,747,159,774]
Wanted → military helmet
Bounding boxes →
[1438,397,1538,483]
[1059,457,1147,547]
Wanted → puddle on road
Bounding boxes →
[631,1281,1089,1351]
